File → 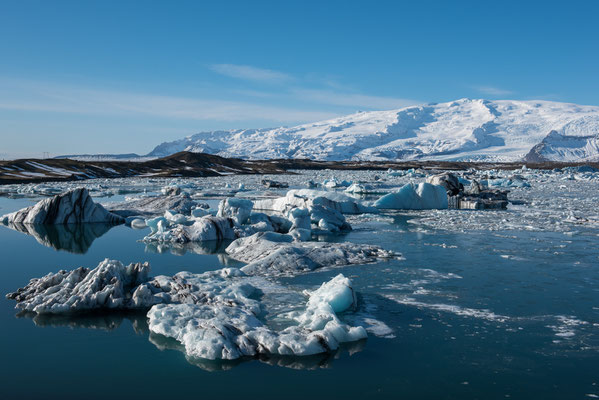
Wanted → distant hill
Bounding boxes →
[54,153,143,161]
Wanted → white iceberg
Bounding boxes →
[1,188,124,225]
[217,198,253,225]
[287,207,311,231]
[374,182,448,210]
[147,273,366,360]
[254,189,376,215]
[344,183,383,194]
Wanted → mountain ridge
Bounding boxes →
[146,98,599,162]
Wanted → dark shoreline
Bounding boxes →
[1,151,597,185]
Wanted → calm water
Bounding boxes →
[1,197,598,399]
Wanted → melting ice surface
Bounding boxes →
[1,168,599,399]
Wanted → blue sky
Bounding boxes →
[1,0,598,158]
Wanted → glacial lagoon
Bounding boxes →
[1,169,598,399]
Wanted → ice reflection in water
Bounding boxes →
[2,222,119,254]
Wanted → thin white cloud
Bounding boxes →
[211,64,418,109]
[0,79,335,123]
[210,64,294,84]
[473,85,513,96]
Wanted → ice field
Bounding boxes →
[0,167,598,399]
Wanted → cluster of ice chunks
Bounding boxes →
[143,216,240,243]
[7,257,371,361]
[142,188,380,244]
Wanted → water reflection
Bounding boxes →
[15,310,149,334]
[15,310,365,371]
[2,222,119,254]
[150,332,366,371]
[143,240,242,266]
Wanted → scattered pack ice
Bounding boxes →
[254,189,377,215]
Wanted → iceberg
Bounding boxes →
[482,177,531,188]
[287,207,311,231]
[248,212,292,233]
[8,259,369,362]
[426,172,462,196]
[6,259,155,313]
[226,232,396,277]
[344,183,383,194]
[6,259,257,315]
[143,216,239,243]
[147,273,366,360]
[254,189,376,215]
[1,188,124,225]
[374,182,448,210]
[217,198,253,225]
[106,193,196,217]
[310,204,351,232]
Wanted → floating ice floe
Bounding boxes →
[140,190,358,242]
[344,183,384,194]
[147,273,366,360]
[374,182,448,210]
[143,216,240,243]
[8,259,370,361]
[105,193,196,217]
[322,178,352,188]
[254,189,377,215]
[1,188,124,225]
[161,185,181,196]
[226,232,397,277]
[481,177,531,188]
[5,259,257,314]
[387,168,426,178]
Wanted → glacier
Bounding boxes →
[145,99,599,162]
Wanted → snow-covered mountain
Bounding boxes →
[146,98,599,162]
